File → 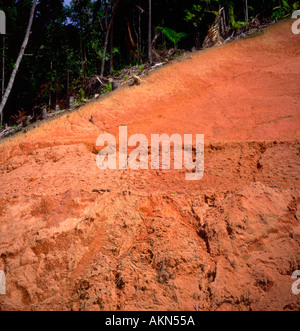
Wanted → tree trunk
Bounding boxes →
[104,0,108,29]
[2,35,5,98]
[109,6,114,74]
[0,0,38,125]
[42,108,48,120]
[100,0,119,77]
[49,59,52,108]
[138,9,142,64]
[133,10,139,63]
[84,45,87,77]
[79,0,85,78]
[80,23,85,78]
[148,0,152,63]
[66,44,70,98]
[244,0,249,22]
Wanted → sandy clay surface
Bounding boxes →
[0,20,300,311]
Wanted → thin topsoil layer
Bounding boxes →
[0,20,300,311]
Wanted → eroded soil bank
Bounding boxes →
[0,20,299,311]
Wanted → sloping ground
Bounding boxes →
[0,20,300,311]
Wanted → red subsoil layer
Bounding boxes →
[0,20,299,311]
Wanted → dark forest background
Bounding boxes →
[0,0,299,125]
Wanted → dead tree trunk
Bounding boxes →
[0,0,37,125]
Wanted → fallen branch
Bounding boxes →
[95,76,106,86]
[0,125,21,139]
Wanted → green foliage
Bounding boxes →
[184,0,222,27]
[155,26,187,49]
[74,88,86,104]
[185,4,205,28]
[293,1,300,10]
[272,1,291,20]
[272,0,299,20]
[101,83,112,95]
[138,65,144,75]
[237,21,248,27]
[229,5,239,29]
[229,4,248,29]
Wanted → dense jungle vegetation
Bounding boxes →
[0,0,299,125]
